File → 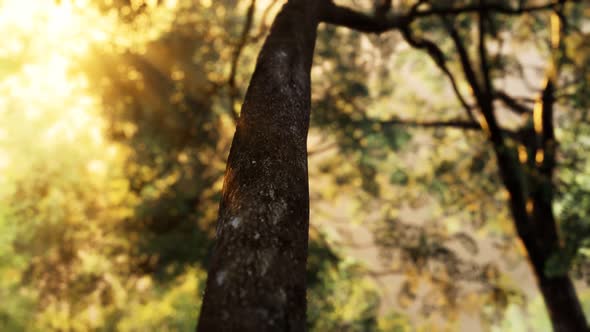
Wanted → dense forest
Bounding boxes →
[0,0,589,331]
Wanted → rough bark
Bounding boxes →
[197,1,321,331]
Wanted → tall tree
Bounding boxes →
[198,1,589,331]
[197,1,321,331]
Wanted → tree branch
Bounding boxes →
[251,0,281,42]
[442,14,539,273]
[321,2,409,34]
[478,0,493,99]
[400,25,476,122]
[319,0,574,35]
[412,0,576,18]
[444,19,484,105]
[308,141,338,156]
[228,0,257,121]
[494,91,533,114]
[356,118,481,130]
[538,78,556,174]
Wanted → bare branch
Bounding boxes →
[252,0,281,41]
[478,0,493,98]
[321,2,409,34]
[228,0,257,121]
[356,118,481,130]
[539,78,556,174]
[320,0,575,34]
[400,26,476,122]
[494,91,533,114]
[443,18,485,106]
[308,141,338,156]
[412,0,576,18]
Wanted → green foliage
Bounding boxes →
[308,259,381,332]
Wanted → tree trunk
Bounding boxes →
[486,116,588,332]
[511,211,589,331]
[197,1,321,331]
[538,273,588,332]
[494,136,589,331]
[472,44,588,329]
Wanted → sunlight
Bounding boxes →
[0,0,113,145]
[0,0,116,59]
[0,0,180,154]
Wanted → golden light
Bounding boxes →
[0,0,118,60]
[476,113,490,137]
[533,94,544,135]
[517,144,528,164]
[550,12,561,49]
[535,149,545,165]
[526,199,534,215]
[0,1,113,148]
[0,0,179,185]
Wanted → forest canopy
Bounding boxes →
[1,0,589,331]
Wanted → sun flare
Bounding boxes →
[0,0,179,177]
